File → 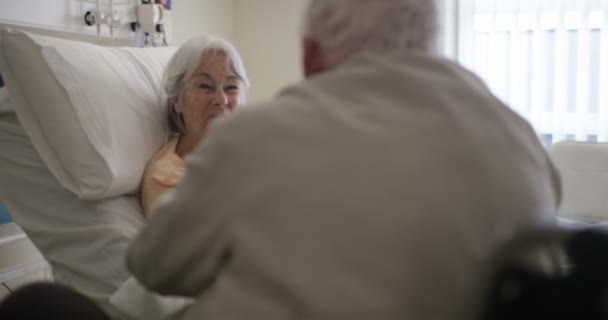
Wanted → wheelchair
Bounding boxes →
[483,225,608,320]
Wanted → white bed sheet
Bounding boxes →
[0,112,190,319]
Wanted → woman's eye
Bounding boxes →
[198,84,213,90]
[225,85,239,92]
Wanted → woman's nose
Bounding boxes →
[213,91,229,106]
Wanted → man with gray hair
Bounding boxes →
[128,1,561,319]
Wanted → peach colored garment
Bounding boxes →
[141,137,185,217]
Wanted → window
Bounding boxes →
[455,0,608,147]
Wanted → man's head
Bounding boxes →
[301,0,439,77]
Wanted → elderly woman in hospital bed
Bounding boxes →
[0,28,247,319]
[141,37,249,217]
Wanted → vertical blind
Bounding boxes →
[457,0,608,146]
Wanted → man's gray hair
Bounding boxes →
[163,36,250,135]
[302,0,439,68]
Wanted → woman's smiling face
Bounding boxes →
[174,50,242,152]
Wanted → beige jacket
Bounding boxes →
[128,51,560,320]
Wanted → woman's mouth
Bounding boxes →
[207,112,223,120]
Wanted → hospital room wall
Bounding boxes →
[170,0,234,45]
[229,0,454,104]
[232,0,305,104]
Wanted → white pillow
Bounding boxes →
[0,29,176,199]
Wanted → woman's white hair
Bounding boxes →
[164,36,250,135]
[302,0,439,68]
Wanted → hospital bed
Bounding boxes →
[0,27,189,319]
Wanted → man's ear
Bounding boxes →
[302,38,325,77]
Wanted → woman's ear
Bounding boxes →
[172,97,182,114]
